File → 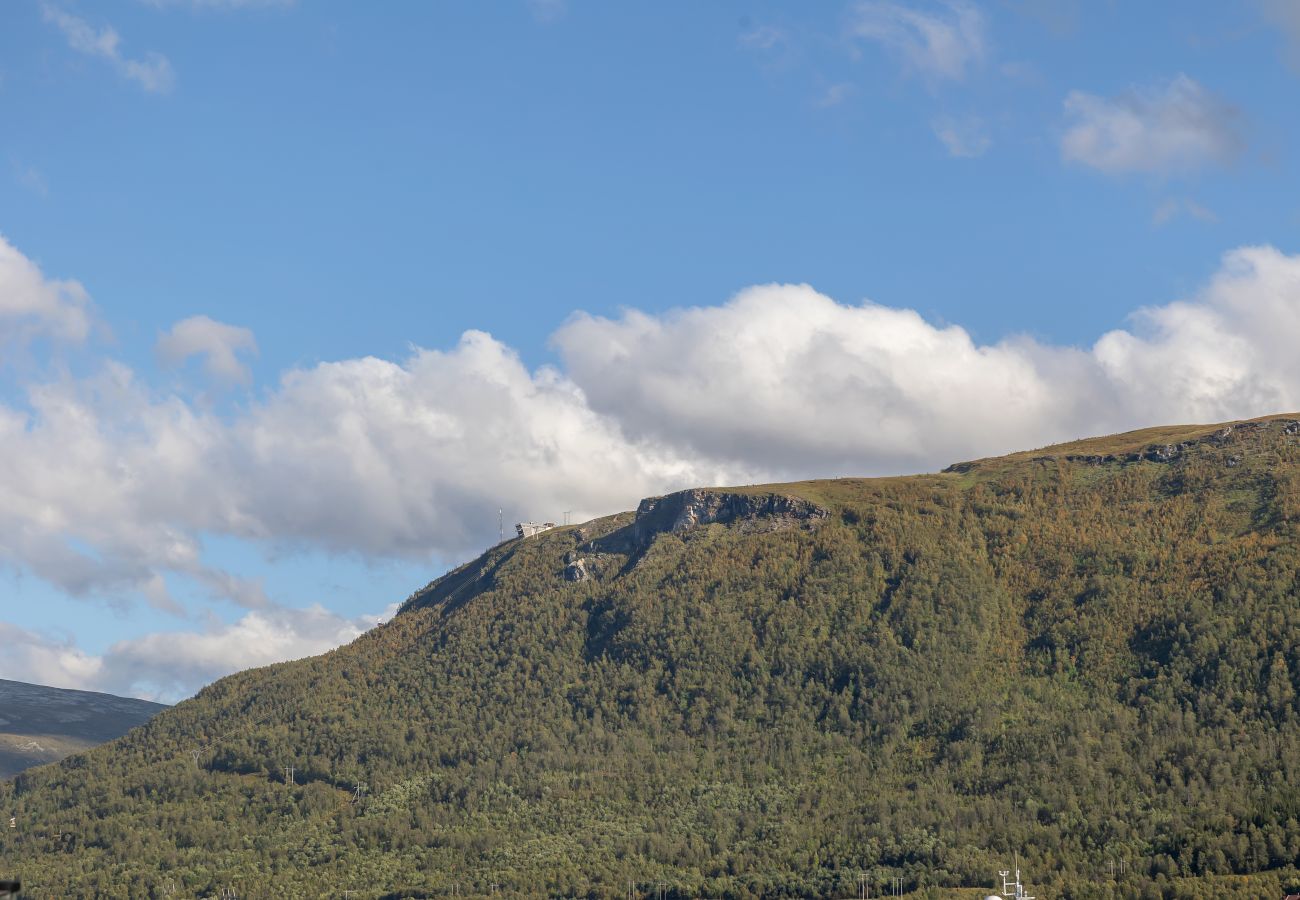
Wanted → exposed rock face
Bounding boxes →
[588,488,829,556]
[632,488,829,538]
[563,557,590,582]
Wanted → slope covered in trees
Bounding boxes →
[6,415,1300,898]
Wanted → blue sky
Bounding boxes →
[2,0,1300,700]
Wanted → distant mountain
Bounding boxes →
[5,415,1300,897]
[0,679,166,779]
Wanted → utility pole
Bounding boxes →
[858,871,868,899]
[498,509,503,542]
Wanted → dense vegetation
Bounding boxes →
[5,416,1300,898]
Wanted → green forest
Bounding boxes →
[5,416,1300,899]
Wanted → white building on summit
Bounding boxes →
[515,522,555,539]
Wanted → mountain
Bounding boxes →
[6,415,1300,897]
[0,679,166,780]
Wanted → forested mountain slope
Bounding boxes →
[6,415,1300,898]
[0,680,166,780]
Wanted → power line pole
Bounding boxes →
[283,765,294,786]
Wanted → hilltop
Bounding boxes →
[5,415,1300,897]
[0,680,166,780]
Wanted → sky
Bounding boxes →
[2,0,1300,701]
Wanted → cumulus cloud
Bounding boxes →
[557,247,1300,476]
[848,0,987,83]
[1092,246,1300,422]
[221,332,733,556]
[0,252,729,613]
[11,235,1300,698]
[931,114,991,157]
[0,234,93,342]
[0,605,392,702]
[1061,74,1242,175]
[554,286,1099,476]
[99,604,393,700]
[157,315,258,386]
[0,623,104,694]
[42,4,175,94]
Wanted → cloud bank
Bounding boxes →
[0,604,391,702]
[6,234,1300,698]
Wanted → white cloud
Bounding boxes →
[10,235,1300,698]
[554,285,1095,476]
[0,623,104,694]
[848,0,987,83]
[157,315,258,386]
[42,4,175,94]
[1061,74,1241,175]
[557,247,1300,476]
[0,234,93,342]
[0,244,729,612]
[1091,246,1300,422]
[0,605,393,702]
[932,114,991,157]
[99,604,393,700]
[222,332,729,557]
